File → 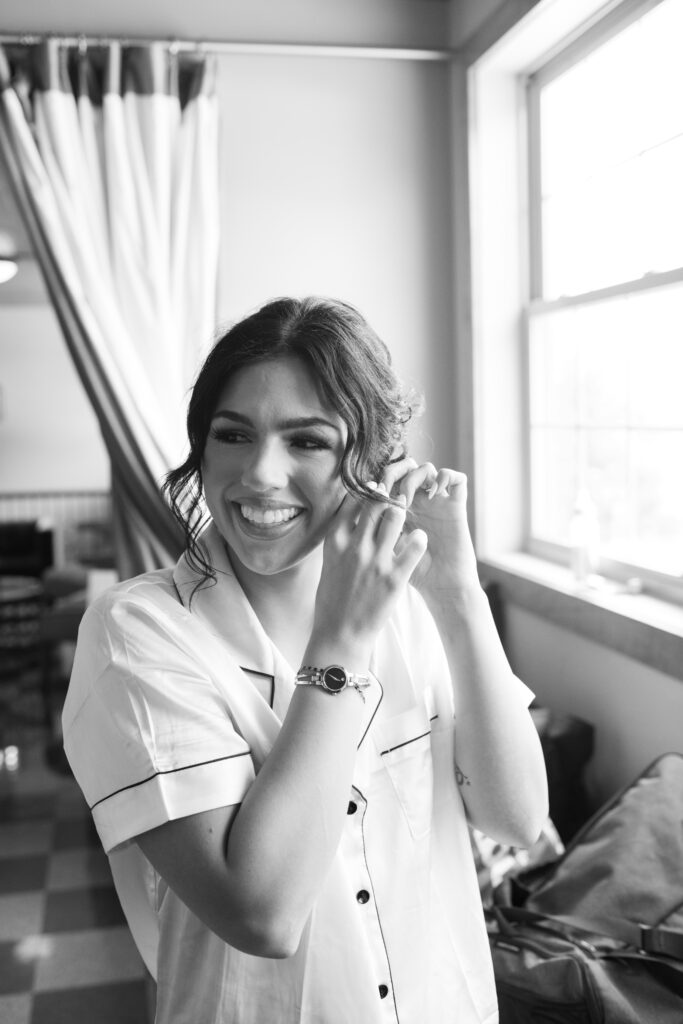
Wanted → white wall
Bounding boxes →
[505,606,683,806]
[214,54,455,463]
[0,304,109,491]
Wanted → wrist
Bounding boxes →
[303,632,373,678]
[296,664,371,702]
[421,578,487,622]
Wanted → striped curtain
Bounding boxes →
[0,40,220,578]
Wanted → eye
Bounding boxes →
[290,435,332,451]
[209,427,249,444]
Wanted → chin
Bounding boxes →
[226,539,319,579]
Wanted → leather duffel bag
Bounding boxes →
[489,753,683,1023]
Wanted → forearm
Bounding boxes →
[423,583,548,848]
[225,638,368,951]
[136,642,368,960]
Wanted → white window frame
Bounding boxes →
[525,0,683,604]
[461,0,683,679]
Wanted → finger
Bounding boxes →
[327,490,364,541]
[430,468,468,500]
[374,494,408,553]
[353,482,393,542]
[394,527,428,578]
[397,462,438,506]
[380,457,418,497]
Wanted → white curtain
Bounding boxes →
[0,40,220,577]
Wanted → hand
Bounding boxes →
[379,459,480,598]
[312,487,428,659]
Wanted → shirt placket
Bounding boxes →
[340,785,400,1024]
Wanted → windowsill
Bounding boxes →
[479,552,683,683]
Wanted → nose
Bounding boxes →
[241,439,288,492]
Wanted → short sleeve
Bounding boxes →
[512,674,535,707]
[63,593,256,854]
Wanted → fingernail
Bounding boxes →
[366,481,379,491]
[426,482,438,500]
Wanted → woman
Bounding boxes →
[63,296,548,1024]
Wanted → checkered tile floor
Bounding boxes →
[0,725,153,1023]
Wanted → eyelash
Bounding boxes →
[209,428,331,451]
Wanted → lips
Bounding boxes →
[230,500,306,538]
[239,504,303,526]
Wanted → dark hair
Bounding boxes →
[163,296,423,584]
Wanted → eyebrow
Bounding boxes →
[211,410,340,432]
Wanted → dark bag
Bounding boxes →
[488,753,683,1023]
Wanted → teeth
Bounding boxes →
[240,505,302,525]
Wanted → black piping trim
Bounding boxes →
[89,751,250,811]
[240,666,275,708]
[379,714,439,757]
[239,665,272,680]
[357,675,384,750]
[355,783,401,1022]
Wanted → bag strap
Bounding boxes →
[548,914,683,962]
[490,906,604,956]
[492,906,683,966]
[638,925,683,962]
[549,912,683,963]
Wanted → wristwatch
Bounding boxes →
[295,665,371,702]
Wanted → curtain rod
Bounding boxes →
[0,33,454,62]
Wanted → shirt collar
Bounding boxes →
[172,521,276,679]
[172,520,383,746]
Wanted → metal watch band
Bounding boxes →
[295,665,371,703]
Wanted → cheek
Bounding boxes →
[307,461,346,513]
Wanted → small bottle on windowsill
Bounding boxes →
[569,489,600,586]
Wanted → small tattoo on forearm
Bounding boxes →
[455,763,471,787]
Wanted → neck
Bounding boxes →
[226,546,323,667]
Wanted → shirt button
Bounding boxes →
[347,800,358,815]
[378,984,389,999]
[356,889,370,904]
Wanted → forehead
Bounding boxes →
[213,356,343,428]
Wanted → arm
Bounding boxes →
[137,491,427,957]
[381,461,549,849]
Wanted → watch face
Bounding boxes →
[322,665,347,693]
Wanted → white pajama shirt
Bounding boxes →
[63,524,533,1024]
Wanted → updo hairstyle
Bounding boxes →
[164,295,423,583]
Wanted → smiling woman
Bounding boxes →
[165,296,420,591]
[61,295,548,1024]
[202,357,348,585]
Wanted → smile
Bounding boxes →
[239,504,303,526]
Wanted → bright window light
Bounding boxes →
[539,0,683,299]
[527,0,683,585]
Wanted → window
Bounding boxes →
[526,0,683,591]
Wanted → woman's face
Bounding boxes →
[202,356,349,579]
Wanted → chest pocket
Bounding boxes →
[373,700,435,840]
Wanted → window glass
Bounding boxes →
[528,0,683,584]
[539,0,683,298]
[529,284,683,576]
